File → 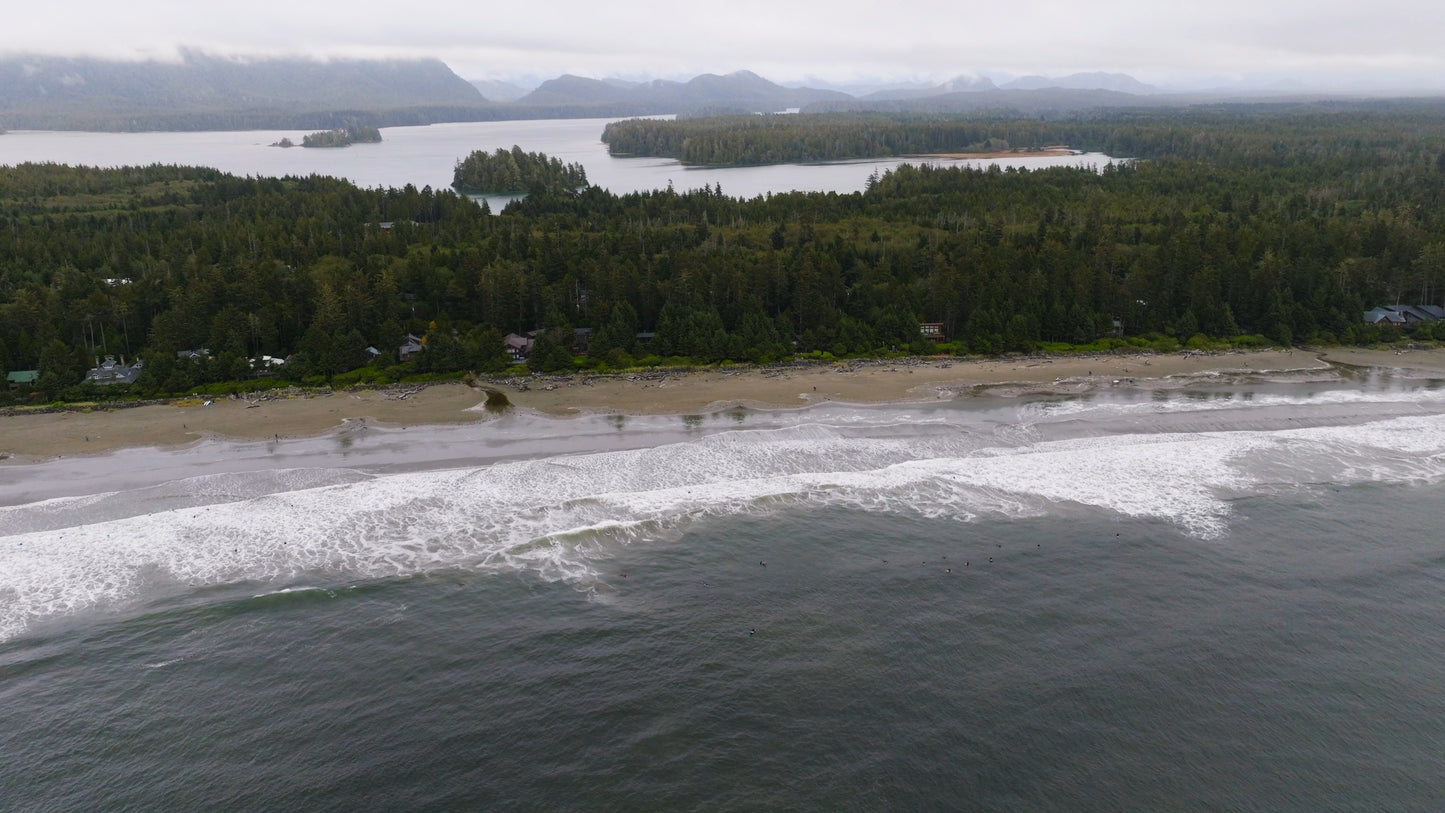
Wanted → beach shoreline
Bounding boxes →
[2,346,1442,463]
[905,148,1079,160]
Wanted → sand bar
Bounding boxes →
[905,148,1079,160]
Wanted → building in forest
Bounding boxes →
[399,334,425,361]
[1364,305,1445,326]
[503,333,532,363]
[84,356,142,385]
[6,370,39,390]
[919,323,946,342]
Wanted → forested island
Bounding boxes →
[602,113,1078,164]
[3,105,1445,404]
[602,107,1445,166]
[451,146,589,194]
[301,124,383,148]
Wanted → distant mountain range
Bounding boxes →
[468,79,529,103]
[1000,72,1158,94]
[0,55,1308,132]
[514,70,851,114]
[0,53,489,130]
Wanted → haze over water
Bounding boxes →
[0,117,1115,201]
[3,377,1445,808]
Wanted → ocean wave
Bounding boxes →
[7,409,1445,641]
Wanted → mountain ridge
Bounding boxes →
[0,56,1178,131]
[516,69,850,113]
[0,53,488,130]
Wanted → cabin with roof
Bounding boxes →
[6,370,39,390]
[399,333,425,362]
[503,333,533,363]
[572,328,593,353]
[84,356,143,385]
[919,322,946,342]
[1364,305,1445,326]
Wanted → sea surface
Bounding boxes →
[0,117,1116,204]
[3,377,1445,809]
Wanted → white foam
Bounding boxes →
[1018,386,1445,423]
[0,468,373,535]
[8,407,1445,641]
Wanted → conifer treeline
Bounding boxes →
[602,106,1445,166]
[300,124,383,148]
[451,146,588,194]
[3,105,1445,400]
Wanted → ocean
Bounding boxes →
[3,376,1444,810]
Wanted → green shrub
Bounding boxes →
[1230,334,1271,348]
[332,367,389,387]
[398,371,466,384]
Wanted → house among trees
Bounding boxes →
[6,370,39,390]
[252,355,287,374]
[572,328,593,353]
[503,333,533,363]
[176,348,210,361]
[1364,305,1445,326]
[84,355,143,385]
[399,333,425,361]
[919,322,946,342]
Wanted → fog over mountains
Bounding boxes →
[0,53,1421,132]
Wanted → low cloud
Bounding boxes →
[2,0,1442,90]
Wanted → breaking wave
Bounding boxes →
[6,394,1445,641]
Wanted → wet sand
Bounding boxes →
[2,347,1440,462]
[908,148,1078,160]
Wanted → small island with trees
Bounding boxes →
[300,124,383,148]
[452,145,588,195]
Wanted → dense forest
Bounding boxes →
[301,125,383,148]
[603,105,1445,165]
[4,104,1445,403]
[451,146,589,195]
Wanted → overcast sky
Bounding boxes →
[4,0,1443,90]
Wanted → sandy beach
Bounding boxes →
[907,147,1079,159]
[3,346,1442,461]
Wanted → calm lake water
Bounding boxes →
[0,117,1116,201]
[4,378,1445,808]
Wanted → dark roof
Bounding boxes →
[85,356,142,385]
[1393,305,1435,322]
[1364,307,1407,324]
[1363,304,1445,324]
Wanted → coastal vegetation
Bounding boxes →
[3,104,1445,403]
[602,105,1445,165]
[451,146,588,195]
[301,124,382,148]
